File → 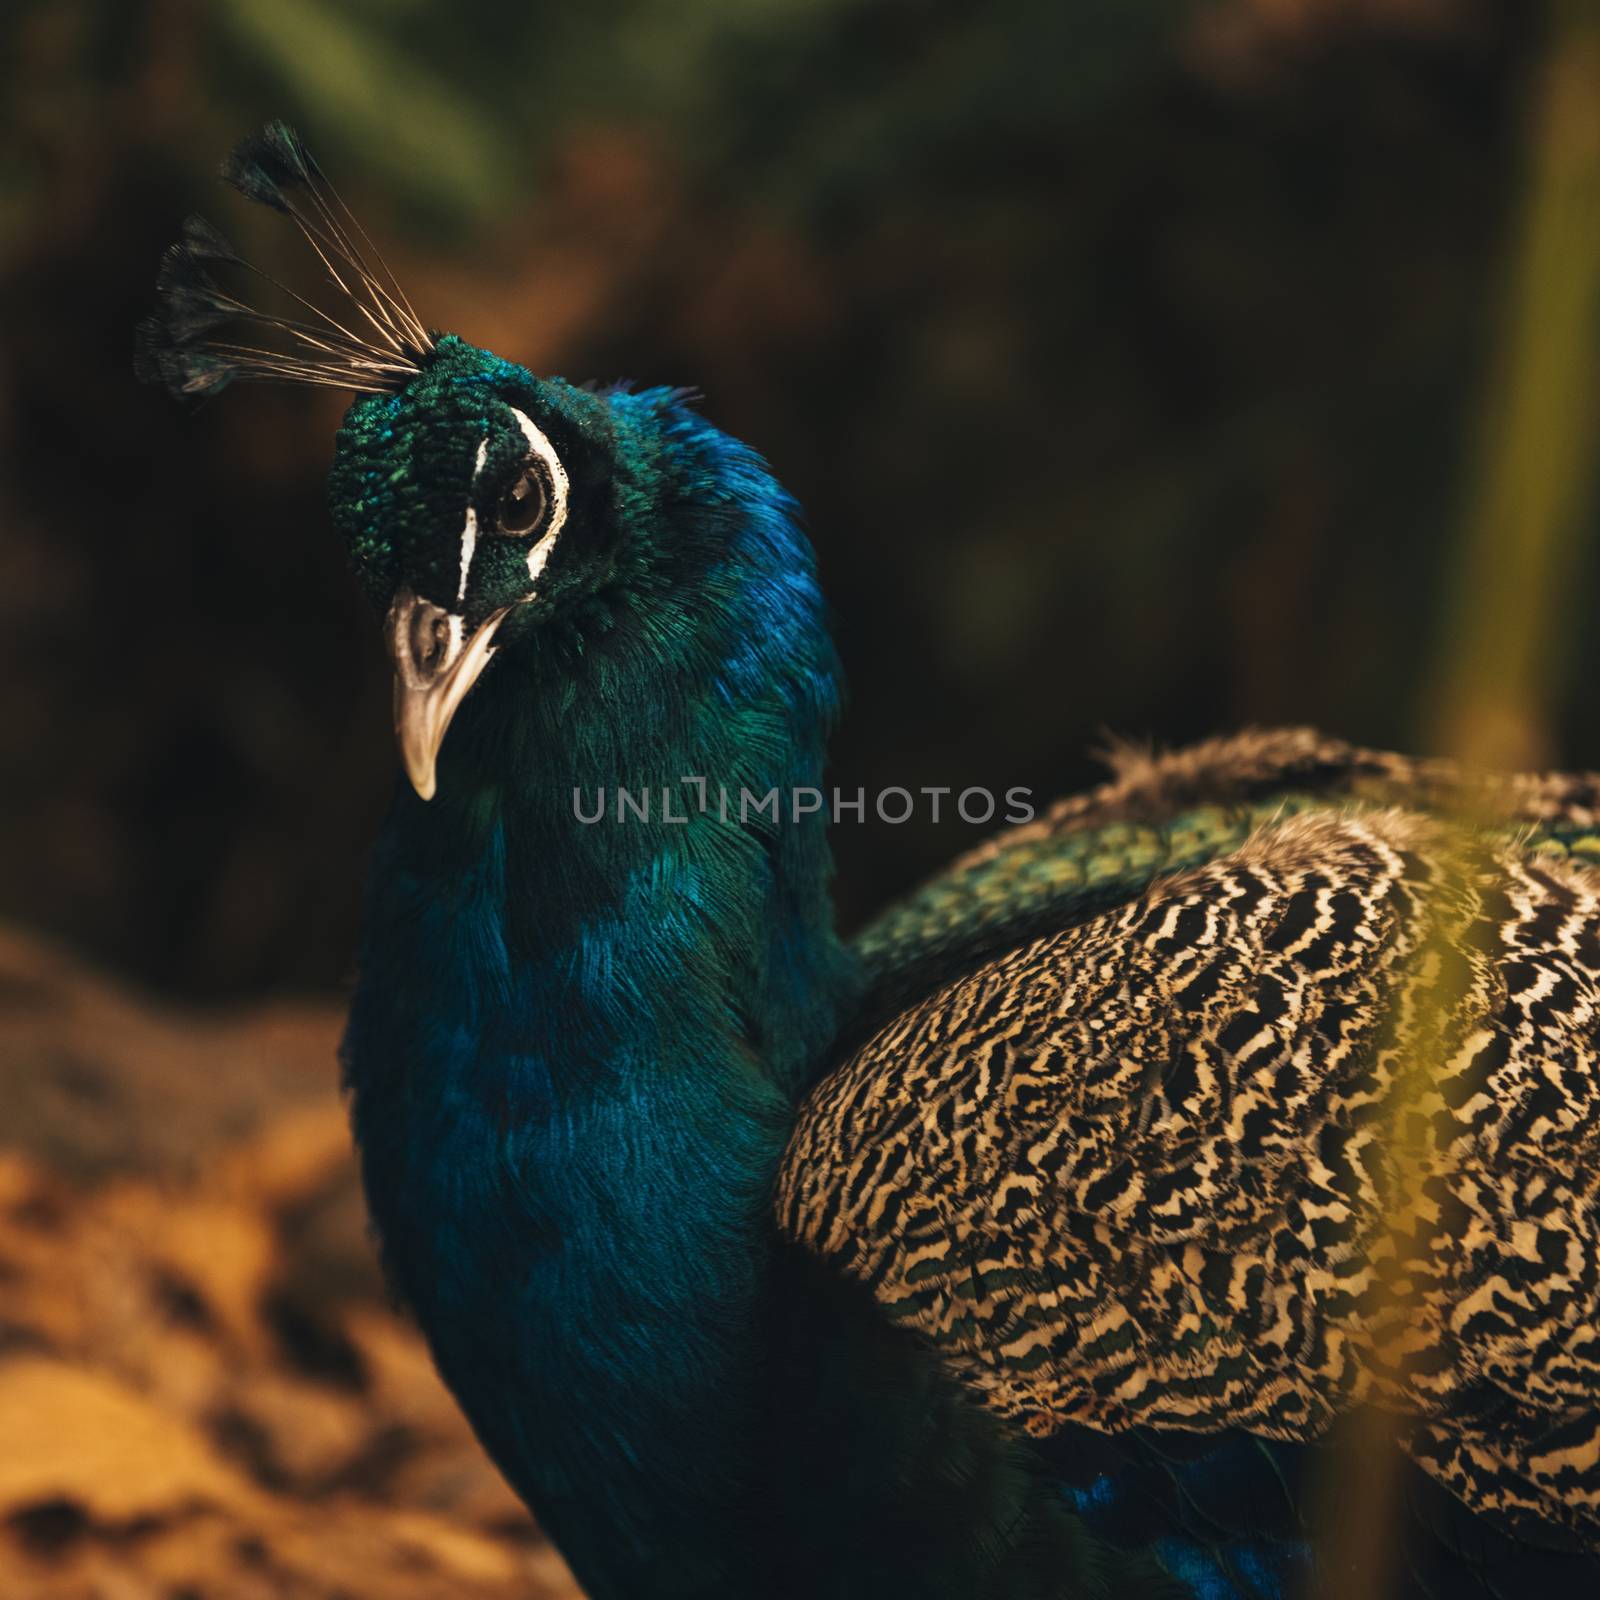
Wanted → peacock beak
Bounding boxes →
[385,590,510,801]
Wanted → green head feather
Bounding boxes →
[330,337,629,629]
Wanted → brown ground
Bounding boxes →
[0,925,583,1599]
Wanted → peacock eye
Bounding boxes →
[497,464,550,537]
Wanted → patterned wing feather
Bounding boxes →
[784,800,1600,1556]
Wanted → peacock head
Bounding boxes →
[328,342,639,798]
[137,124,799,802]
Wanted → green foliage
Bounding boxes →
[212,0,511,216]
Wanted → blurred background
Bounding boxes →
[2,0,1599,1596]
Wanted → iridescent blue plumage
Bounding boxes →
[340,359,853,1594]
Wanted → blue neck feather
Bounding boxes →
[342,394,860,1596]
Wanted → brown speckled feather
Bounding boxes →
[784,734,1600,1549]
[972,725,1600,846]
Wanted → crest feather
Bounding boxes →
[136,122,433,400]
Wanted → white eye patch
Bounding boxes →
[454,410,572,605]
[508,407,569,587]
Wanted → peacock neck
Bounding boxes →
[342,565,861,1596]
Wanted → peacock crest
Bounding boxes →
[135,122,432,398]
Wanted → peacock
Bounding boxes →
[138,124,1600,1600]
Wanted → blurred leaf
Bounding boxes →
[214,0,511,217]
[1426,0,1600,768]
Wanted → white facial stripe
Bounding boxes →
[456,506,478,606]
[457,436,490,605]
[507,406,570,591]
[526,527,558,585]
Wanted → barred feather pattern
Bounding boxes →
[851,726,1600,1038]
[781,799,1600,1546]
